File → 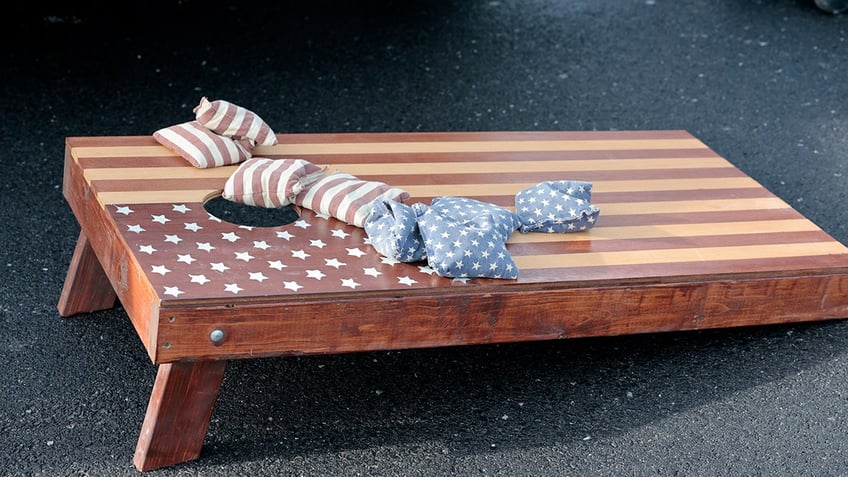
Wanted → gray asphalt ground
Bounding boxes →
[2,1,847,476]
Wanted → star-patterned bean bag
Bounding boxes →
[364,199,429,262]
[515,180,600,233]
[417,196,521,279]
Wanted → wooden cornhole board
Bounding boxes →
[58,130,848,471]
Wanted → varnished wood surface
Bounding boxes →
[133,360,227,472]
[63,131,848,363]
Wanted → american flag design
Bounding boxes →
[74,130,848,304]
[417,196,522,279]
[193,96,278,147]
[515,180,601,233]
[223,157,327,208]
[294,172,410,228]
[364,199,429,263]
[110,203,472,300]
[153,120,253,168]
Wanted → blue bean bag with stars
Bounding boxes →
[364,199,429,262]
[417,196,522,279]
[515,180,600,233]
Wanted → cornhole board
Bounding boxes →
[58,130,848,471]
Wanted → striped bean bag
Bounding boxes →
[223,158,327,208]
[153,120,253,168]
[194,97,278,147]
[295,172,409,228]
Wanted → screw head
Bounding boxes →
[209,329,225,344]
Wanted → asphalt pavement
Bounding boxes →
[1,1,847,476]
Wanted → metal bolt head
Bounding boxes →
[209,329,225,344]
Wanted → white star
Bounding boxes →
[268,260,287,271]
[331,229,350,239]
[294,220,311,229]
[151,265,171,275]
[363,267,382,277]
[238,225,254,231]
[341,278,361,289]
[291,249,310,260]
[151,214,170,224]
[235,251,254,262]
[253,241,271,250]
[381,256,400,266]
[310,239,327,248]
[163,286,183,297]
[177,254,196,264]
[276,230,294,240]
[207,214,223,223]
[325,258,346,269]
[418,265,437,275]
[127,224,145,234]
[164,234,182,244]
[115,206,134,215]
[283,281,303,292]
[190,274,210,285]
[398,276,417,286]
[210,262,230,272]
[249,272,268,282]
[196,242,215,252]
[346,248,367,258]
[138,245,157,255]
[452,277,471,284]
[224,283,243,294]
[306,269,326,280]
[221,232,240,242]
[172,204,191,213]
[184,222,203,232]
[316,213,331,220]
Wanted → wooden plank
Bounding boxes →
[151,273,848,362]
[513,241,848,270]
[63,138,162,358]
[506,219,822,242]
[91,182,769,207]
[80,157,735,180]
[256,138,707,154]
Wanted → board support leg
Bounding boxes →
[57,231,117,316]
[133,360,228,472]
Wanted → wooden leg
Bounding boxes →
[133,360,228,472]
[57,231,117,316]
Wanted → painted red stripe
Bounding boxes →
[274,130,698,143]
[516,255,848,283]
[507,231,834,256]
[365,168,745,186]
[263,148,719,164]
